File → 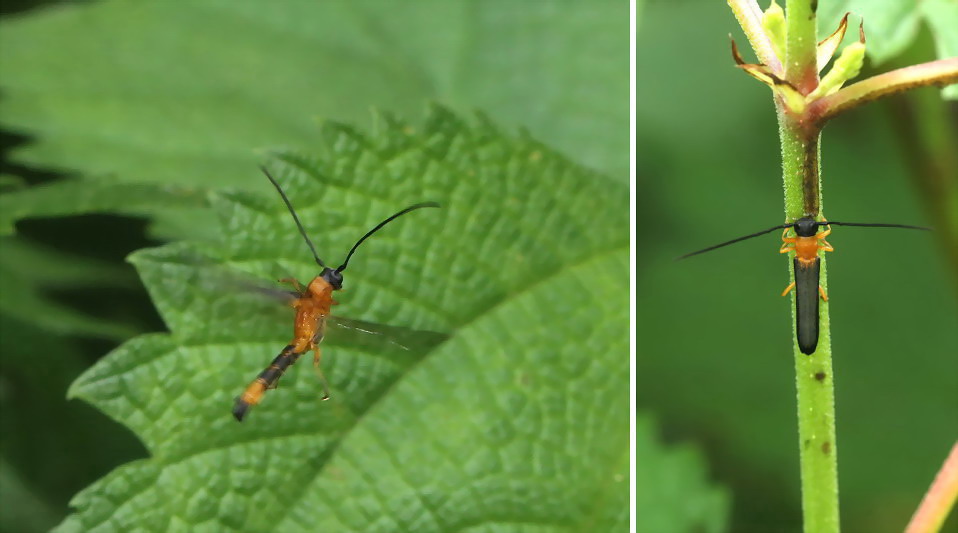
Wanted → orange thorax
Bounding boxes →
[290,276,338,352]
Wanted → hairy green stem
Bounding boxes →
[778,109,840,533]
[784,0,818,94]
[781,1,841,532]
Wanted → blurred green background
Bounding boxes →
[0,0,955,532]
[637,1,957,532]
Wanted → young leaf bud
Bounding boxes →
[762,0,786,62]
[808,41,866,100]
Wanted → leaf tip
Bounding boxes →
[729,35,745,65]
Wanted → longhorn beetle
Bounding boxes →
[232,167,439,421]
[679,216,930,355]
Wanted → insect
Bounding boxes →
[232,166,439,421]
[679,216,930,355]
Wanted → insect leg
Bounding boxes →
[312,345,330,400]
[814,225,835,252]
[780,227,797,253]
[278,277,305,293]
[781,281,796,297]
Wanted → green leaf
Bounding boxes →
[53,108,673,531]
[817,2,920,65]
[0,236,141,339]
[817,1,958,75]
[0,458,59,533]
[0,314,147,531]
[920,0,958,99]
[0,178,207,236]
[0,0,628,238]
[0,174,27,192]
[635,417,729,533]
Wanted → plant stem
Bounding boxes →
[778,108,840,533]
[784,0,818,94]
[905,442,958,533]
[780,1,841,532]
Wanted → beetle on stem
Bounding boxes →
[679,216,929,354]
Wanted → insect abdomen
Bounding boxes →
[233,344,303,421]
[793,257,821,355]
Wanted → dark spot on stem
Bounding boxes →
[804,439,811,449]
[821,441,831,455]
[814,371,826,382]
[811,0,818,13]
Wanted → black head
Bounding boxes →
[320,267,344,290]
[792,216,820,237]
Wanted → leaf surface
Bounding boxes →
[0,236,140,339]
[54,109,709,532]
[0,179,207,236]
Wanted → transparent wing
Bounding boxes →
[243,284,299,304]
[219,267,448,357]
[326,316,448,359]
[328,316,410,351]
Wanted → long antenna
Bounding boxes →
[337,202,440,272]
[822,221,931,231]
[260,166,327,268]
[677,224,789,260]
[677,219,932,261]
